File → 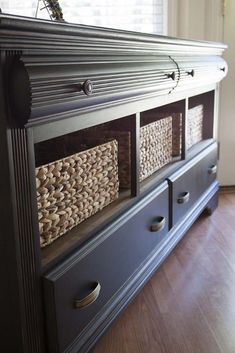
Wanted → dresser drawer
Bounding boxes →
[10,56,178,126]
[43,182,169,353]
[168,143,217,227]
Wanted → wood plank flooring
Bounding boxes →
[93,192,235,353]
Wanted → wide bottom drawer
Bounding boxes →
[43,182,169,353]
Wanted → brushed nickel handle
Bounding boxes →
[75,282,101,309]
[187,69,195,77]
[150,216,166,232]
[208,165,217,175]
[167,71,176,81]
[177,191,190,204]
[77,79,93,96]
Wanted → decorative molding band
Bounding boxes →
[8,53,227,127]
[0,13,226,55]
[9,55,178,125]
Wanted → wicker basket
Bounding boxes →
[187,104,203,149]
[141,111,182,158]
[81,131,131,189]
[36,140,119,248]
[172,113,182,157]
[140,116,173,181]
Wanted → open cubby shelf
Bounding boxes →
[36,91,216,268]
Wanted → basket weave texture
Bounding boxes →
[36,140,119,248]
[81,131,131,188]
[172,113,182,157]
[140,116,173,181]
[187,104,203,149]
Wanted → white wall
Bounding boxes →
[218,0,235,185]
[168,0,234,186]
[168,0,223,41]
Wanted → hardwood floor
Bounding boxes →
[93,192,235,353]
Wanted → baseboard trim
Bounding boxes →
[219,185,235,194]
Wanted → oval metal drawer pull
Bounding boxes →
[187,69,195,77]
[177,191,190,204]
[150,216,166,232]
[167,71,176,81]
[75,282,101,309]
[77,79,93,96]
[208,165,217,175]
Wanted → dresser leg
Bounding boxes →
[205,191,219,216]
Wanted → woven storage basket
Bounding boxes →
[141,111,182,158]
[36,140,119,248]
[81,131,131,189]
[140,116,173,181]
[187,104,203,149]
[172,113,182,157]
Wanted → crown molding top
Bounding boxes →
[0,13,227,55]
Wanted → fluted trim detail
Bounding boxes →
[0,13,227,55]
[9,53,227,127]
[11,128,43,353]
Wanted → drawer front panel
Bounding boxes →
[169,143,217,226]
[172,56,227,91]
[10,55,178,126]
[43,182,169,352]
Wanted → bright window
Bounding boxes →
[0,0,167,35]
